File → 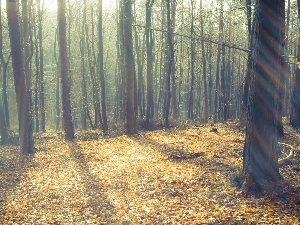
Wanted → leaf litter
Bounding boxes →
[0,121,300,224]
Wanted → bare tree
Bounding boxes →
[290,0,300,129]
[164,0,174,128]
[145,0,154,126]
[123,0,137,134]
[98,0,108,132]
[241,0,286,194]
[6,0,34,154]
[57,0,75,140]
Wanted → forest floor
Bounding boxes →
[0,120,300,224]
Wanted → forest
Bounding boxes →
[0,0,300,224]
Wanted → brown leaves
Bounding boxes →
[0,122,300,224]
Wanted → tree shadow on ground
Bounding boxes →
[68,142,115,223]
[129,131,300,221]
[0,147,26,219]
[130,131,239,172]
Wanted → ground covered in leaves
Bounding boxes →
[1,121,300,224]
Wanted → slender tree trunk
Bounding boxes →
[170,0,178,120]
[57,0,75,140]
[200,0,208,122]
[188,0,195,120]
[98,0,108,132]
[133,21,145,119]
[37,0,45,132]
[164,0,173,128]
[241,0,252,126]
[7,0,34,154]
[54,28,61,130]
[0,4,9,144]
[145,0,154,126]
[290,0,300,128]
[80,19,88,130]
[123,0,137,134]
[283,0,291,116]
[214,0,224,122]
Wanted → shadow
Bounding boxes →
[68,142,115,223]
[129,131,238,173]
[0,147,27,218]
[129,131,300,221]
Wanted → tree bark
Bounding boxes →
[123,0,137,134]
[57,0,75,140]
[98,0,108,132]
[164,0,173,128]
[37,0,46,132]
[290,0,300,129]
[214,0,224,122]
[242,0,285,194]
[145,0,154,126]
[7,0,34,154]
[200,0,208,122]
[188,0,195,120]
[170,0,178,120]
[0,4,9,144]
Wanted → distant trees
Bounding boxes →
[2,0,300,146]
[241,0,285,194]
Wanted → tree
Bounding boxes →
[213,0,224,122]
[187,0,195,120]
[145,0,154,126]
[37,0,46,132]
[98,0,108,132]
[290,0,300,129]
[241,0,286,194]
[57,0,75,140]
[164,0,174,128]
[200,0,208,122]
[6,0,34,154]
[170,0,178,120]
[0,3,9,145]
[123,0,137,134]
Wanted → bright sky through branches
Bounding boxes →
[45,0,116,12]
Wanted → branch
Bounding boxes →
[132,23,250,53]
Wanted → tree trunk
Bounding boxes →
[57,0,75,140]
[200,0,208,122]
[54,28,61,130]
[80,22,88,130]
[290,0,300,129]
[98,0,108,132]
[170,0,178,120]
[37,0,45,132]
[214,0,224,122]
[241,0,285,194]
[0,5,9,144]
[164,0,173,128]
[7,0,34,154]
[188,0,195,120]
[145,0,154,126]
[123,0,137,134]
[133,20,145,119]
